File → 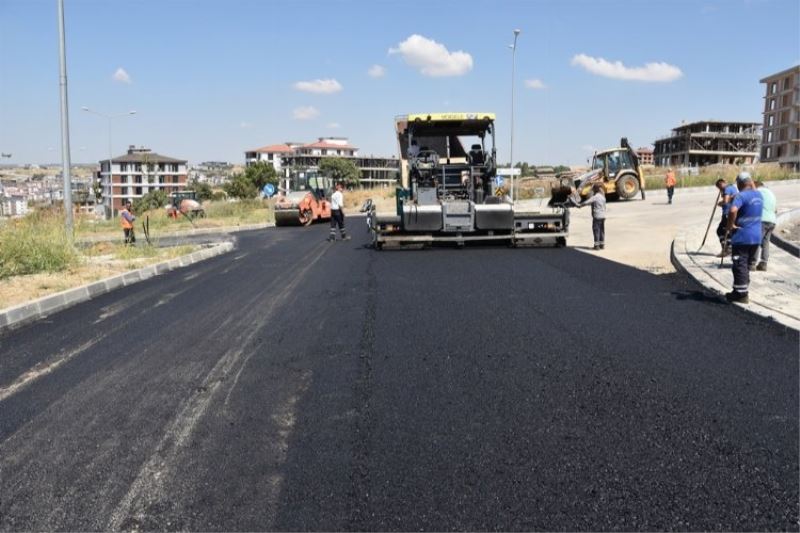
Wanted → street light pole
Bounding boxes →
[82,107,136,217]
[509,28,521,204]
[57,0,73,238]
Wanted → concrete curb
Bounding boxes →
[670,229,800,332]
[78,222,274,245]
[772,208,800,258]
[0,241,235,333]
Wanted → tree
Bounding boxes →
[133,189,169,213]
[223,174,258,199]
[553,165,571,174]
[243,161,278,191]
[189,178,214,202]
[319,157,360,187]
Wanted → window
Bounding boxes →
[770,82,777,95]
[767,131,773,143]
[782,94,791,107]
[769,98,776,110]
[173,176,179,184]
[135,175,142,184]
[120,163,128,171]
[768,115,775,127]
[765,147,772,158]
[784,76,792,90]
[135,187,142,195]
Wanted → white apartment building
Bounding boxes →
[97,145,188,216]
[0,195,29,217]
[245,138,359,170]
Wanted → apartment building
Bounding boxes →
[97,145,188,215]
[760,65,800,170]
[245,137,399,185]
[244,143,300,172]
[653,120,761,167]
[635,147,654,166]
[0,195,29,217]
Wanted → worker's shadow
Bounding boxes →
[671,289,727,305]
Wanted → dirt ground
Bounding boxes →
[778,221,800,243]
[0,247,198,310]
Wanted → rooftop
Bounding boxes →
[103,146,186,164]
[759,64,800,83]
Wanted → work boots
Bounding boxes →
[725,291,749,304]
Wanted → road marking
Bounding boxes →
[0,337,101,402]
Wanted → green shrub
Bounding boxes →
[0,209,79,279]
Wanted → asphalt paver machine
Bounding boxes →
[367,112,570,249]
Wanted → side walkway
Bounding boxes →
[672,208,800,331]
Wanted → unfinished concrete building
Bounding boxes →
[653,121,761,167]
[759,65,800,170]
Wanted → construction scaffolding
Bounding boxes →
[653,120,761,167]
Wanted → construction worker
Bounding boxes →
[754,180,777,272]
[579,182,607,250]
[120,200,136,245]
[664,168,676,204]
[327,182,350,242]
[715,178,739,257]
[724,172,763,304]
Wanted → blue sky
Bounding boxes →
[1,0,798,166]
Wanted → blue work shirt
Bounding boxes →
[730,189,763,245]
[721,184,738,216]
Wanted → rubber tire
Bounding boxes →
[302,210,313,226]
[617,174,640,200]
[555,237,567,247]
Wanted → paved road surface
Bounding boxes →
[0,224,797,531]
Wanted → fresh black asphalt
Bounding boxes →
[0,222,797,531]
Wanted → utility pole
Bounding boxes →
[57,0,73,238]
[509,29,521,203]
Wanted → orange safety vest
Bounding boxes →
[120,209,134,229]
[665,172,676,187]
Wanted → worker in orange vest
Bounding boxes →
[664,168,676,204]
[120,200,136,245]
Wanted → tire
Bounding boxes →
[301,209,313,226]
[555,237,567,247]
[616,174,640,200]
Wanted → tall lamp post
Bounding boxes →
[82,107,136,217]
[57,0,73,238]
[509,28,521,203]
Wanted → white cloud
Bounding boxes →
[293,106,319,120]
[389,34,473,77]
[326,122,341,129]
[293,78,343,94]
[570,53,683,82]
[524,79,546,89]
[368,64,386,78]
[112,67,131,84]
